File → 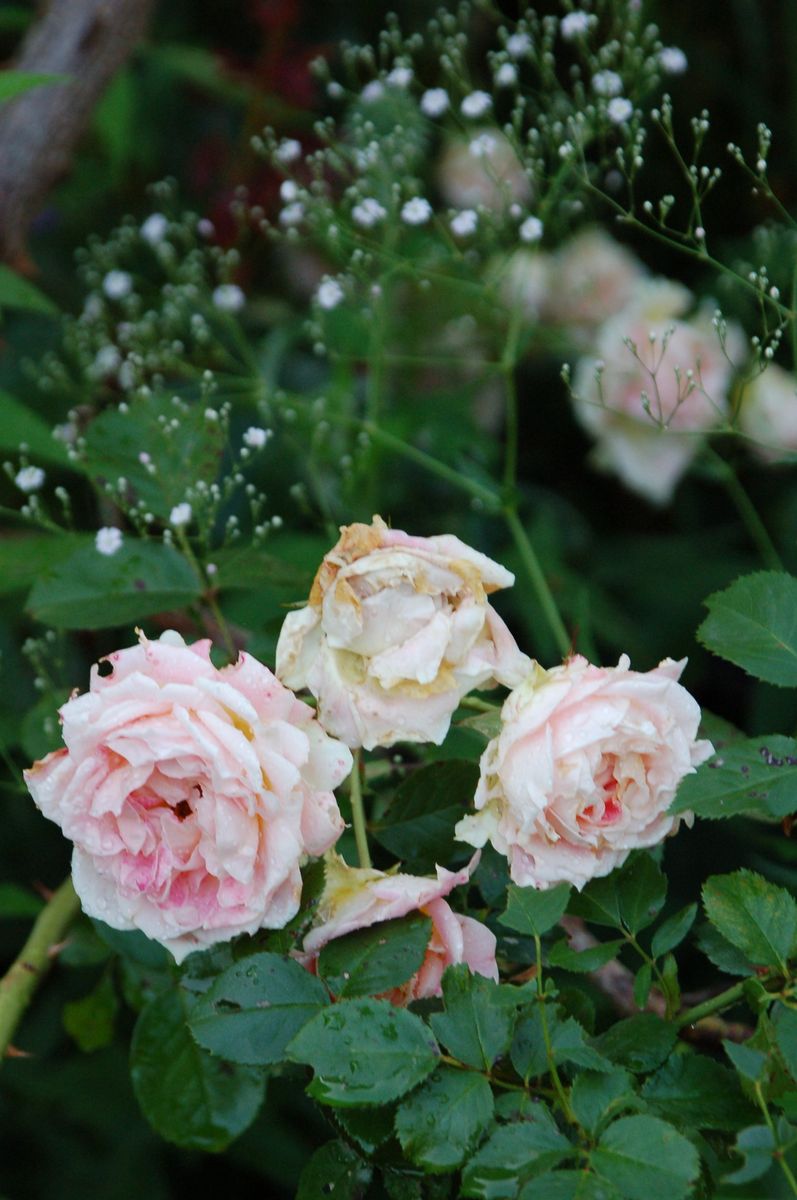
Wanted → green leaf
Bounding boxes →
[548,939,625,973]
[130,987,265,1151]
[641,1054,756,1130]
[590,1115,700,1200]
[594,1015,676,1074]
[62,971,118,1052]
[518,1173,620,1200]
[616,854,666,934]
[570,1069,637,1136]
[317,912,432,999]
[724,1125,776,1184]
[0,533,88,596]
[395,1066,494,1172]
[632,963,652,1009]
[0,265,57,314]
[287,997,438,1107]
[332,1106,396,1156]
[568,875,623,929]
[92,920,172,969]
[188,952,329,1065]
[702,870,797,971]
[511,1008,612,1081]
[0,71,66,103]
[373,760,479,871]
[724,1040,768,1083]
[651,904,697,959]
[698,572,797,686]
[672,735,797,819]
[210,544,312,592]
[429,964,518,1070]
[461,1116,574,1199]
[695,922,756,977]
[0,883,44,919]
[774,1004,797,1082]
[0,389,72,465]
[296,1141,372,1200]
[27,540,201,630]
[458,709,503,740]
[500,883,571,938]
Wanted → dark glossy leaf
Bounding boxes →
[548,939,624,973]
[460,1115,573,1199]
[594,1015,676,1074]
[641,1054,756,1130]
[703,870,797,970]
[671,735,797,819]
[296,1140,372,1200]
[724,1125,776,1184]
[373,760,479,871]
[650,904,697,959]
[500,883,571,938]
[570,1069,637,1136]
[429,964,518,1070]
[616,854,666,934]
[590,1115,700,1200]
[317,912,432,999]
[395,1067,494,1171]
[698,572,797,686]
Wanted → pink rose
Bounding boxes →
[455,656,713,890]
[276,516,530,750]
[739,363,797,463]
[24,631,352,962]
[298,853,497,1003]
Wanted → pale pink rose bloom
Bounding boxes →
[298,852,497,1003]
[739,364,797,463]
[276,516,530,750]
[542,228,647,342]
[437,129,532,212]
[497,249,554,321]
[455,656,713,890]
[24,631,352,962]
[572,281,744,503]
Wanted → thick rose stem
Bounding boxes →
[0,876,80,1064]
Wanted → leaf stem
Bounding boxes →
[503,508,571,659]
[707,450,783,571]
[0,876,81,1064]
[674,977,751,1029]
[349,749,371,870]
[534,934,576,1125]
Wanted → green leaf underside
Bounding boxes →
[698,571,797,687]
[27,540,201,629]
[130,988,265,1151]
[287,998,438,1107]
[317,912,432,999]
[188,952,329,1065]
[672,735,797,819]
[702,869,797,970]
[395,1067,494,1171]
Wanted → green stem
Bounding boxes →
[674,977,751,1029]
[349,749,371,870]
[0,876,81,1064]
[359,420,500,509]
[460,696,500,713]
[503,507,571,658]
[756,1080,797,1196]
[708,450,783,570]
[534,934,576,1125]
[205,590,238,662]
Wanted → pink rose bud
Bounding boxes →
[298,852,497,1004]
[24,631,352,962]
[276,515,530,750]
[455,655,713,890]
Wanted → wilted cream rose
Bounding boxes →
[739,363,797,463]
[571,281,744,503]
[437,128,531,212]
[276,516,530,750]
[455,656,713,890]
[298,852,497,1003]
[25,631,351,962]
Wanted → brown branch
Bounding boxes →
[0,0,155,267]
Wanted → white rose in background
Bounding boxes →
[455,655,713,890]
[276,516,530,750]
[437,128,532,212]
[497,249,553,322]
[571,280,744,503]
[739,363,797,463]
[541,228,647,343]
[298,852,497,1003]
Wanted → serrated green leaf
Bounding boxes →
[130,987,265,1151]
[695,922,757,976]
[287,998,438,1107]
[698,572,797,686]
[724,1125,776,1184]
[511,1008,612,1081]
[519,1172,621,1200]
[724,1040,768,1083]
[672,735,797,819]
[296,1140,372,1200]
[317,912,432,999]
[188,952,329,1065]
[548,939,625,973]
[570,1069,637,1136]
[27,540,201,629]
[395,1067,494,1172]
[703,870,797,971]
[460,1116,574,1199]
[332,1105,396,1156]
[62,971,118,1052]
[633,963,652,1009]
[568,875,623,929]
[641,1054,756,1130]
[373,760,479,871]
[594,1015,676,1073]
[500,883,571,938]
[429,964,518,1070]
[774,1004,797,1082]
[651,904,697,959]
[590,1115,699,1200]
[617,854,666,934]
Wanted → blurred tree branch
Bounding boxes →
[0,0,155,268]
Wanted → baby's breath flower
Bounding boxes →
[169,502,192,527]
[592,70,623,97]
[361,80,385,102]
[659,46,688,74]
[103,270,133,300]
[275,137,302,163]
[212,284,245,312]
[90,345,122,378]
[420,87,449,117]
[519,215,544,243]
[401,197,432,225]
[243,427,270,449]
[469,132,498,158]
[387,65,413,88]
[15,466,45,493]
[197,218,215,238]
[607,97,633,124]
[280,180,299,202]
[95,527,123,556]
[352,197,387,228]
[451,209,478,237]
[279,202,305,227]
[506,31,532,58]
[560,11,591,39]
[140,213,169,245]
[317,277,345,310]
[461,90,493,119]
[495,63,518,87]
